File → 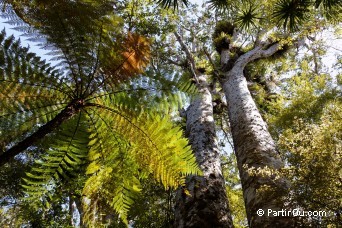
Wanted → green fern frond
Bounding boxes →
[0,30,71,147]
[22,112,90,207]
[1,2,201,226]
[79,95,200,225]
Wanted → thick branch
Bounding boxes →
[0,100,83,166]
[234,42,280,70]
[174,31,199,84]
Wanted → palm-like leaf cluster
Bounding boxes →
[207,0,340,32]
[235,4,260,30]
[273,0,311,31]
[0,0,200,225]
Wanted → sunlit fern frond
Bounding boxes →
[0,2,201,226]
[81,96,200,224]
[100,32,152,86]
[121,33,151,75]
[1,1,144,96]
[21,112,89,207]
[127,73,196,114]
[83,148,142,225]
[0,30,72,149]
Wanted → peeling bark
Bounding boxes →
[174,75,233,228]
[220,45,296,227]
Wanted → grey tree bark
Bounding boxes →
[174,75,233,228]
[173,32,233,228]
[220,42,297,227]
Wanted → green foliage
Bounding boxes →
[273,0,311,31]
[235,3,260,30]
[221,154,248,228]
[82,108,199,224]
[21,113,89,207]
[0,29,70,148]
[207,0,231,12]
[212,21,235,53]
[266,48,342,225]
[0,1,201,226]
[157,0,188,10]
[278,103,341,226]
[127,179,174,227]
[206,0,340,32]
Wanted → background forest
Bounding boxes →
[0,0,341,227]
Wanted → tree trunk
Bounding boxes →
[0,98,84,166]
[220,46,296,227]
[174,75,234,228]
[74,196,84,227]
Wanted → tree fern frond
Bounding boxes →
[83,148,141,225]
[1,2,201,226]
[79,94,200,224]
[85,99,201,187]
[22,112,90,207]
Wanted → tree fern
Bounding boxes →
[0,1,201,225]
[21,112,89,208]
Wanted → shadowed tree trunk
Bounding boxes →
[173,32,233,227]
[0,99,84,166]
[174,75,234,228]
[219,42,297,227]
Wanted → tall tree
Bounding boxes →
[172,31,233,227]
[212,0,339,223]
[159,0,340,226]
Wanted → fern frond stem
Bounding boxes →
[0,102,69,118]
[84,22,104,96]
[61,49,79,96]
[84,102,160,153]
[1,108,67,145]
[87,51,136,96]
[0,79,72,97]
[83,109,106,162]
[50,111,83,182]
[86,107,124,150]
[56,14,82,96]
[14,106,65,128]
[84,88,149,102]
[0,99,83,166]
[3,41,76,97]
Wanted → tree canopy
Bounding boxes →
[0,0,341,227]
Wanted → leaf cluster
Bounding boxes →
[0,1,201,225]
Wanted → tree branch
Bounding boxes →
[173,31,199,84]
[234,42,281,69]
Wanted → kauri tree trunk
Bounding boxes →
[174,75,234,228]
[220,44,297,227]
